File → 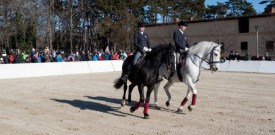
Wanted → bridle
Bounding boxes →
[191,45,222,71]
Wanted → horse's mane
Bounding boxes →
[146,44,175,58]
[188,41,219,54]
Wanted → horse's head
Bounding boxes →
[208,43,222,71]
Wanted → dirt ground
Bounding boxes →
[0,71,275,135]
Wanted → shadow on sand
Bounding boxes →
[51,97,143,119]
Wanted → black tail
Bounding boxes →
[114,78,124,89]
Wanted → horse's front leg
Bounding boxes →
[177,78,197,112]
[130,84,144,113]
[144,85,155,119]
[164,81,174,107]
[177,87,192,113]
[187,84,197,112]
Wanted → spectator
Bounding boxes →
[103,52,111,60]
[75,51,82,61]
[92,52,99,61]
[8,52,14,63]
[235,52,240,60]
[265,52,271,61]
[228,51,235,60]
[120,51,127,60]
[55,52,63,62]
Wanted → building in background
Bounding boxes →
[146,13,275,58]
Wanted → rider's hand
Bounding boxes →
[185,47,189,51]
[148,48,152,52]
[143,47,149,52]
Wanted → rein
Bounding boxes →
[189,46,222,71]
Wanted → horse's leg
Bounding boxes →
[130,84,144,113]
[177,78,197,112]
[153,82,161,110]
[121,81,127,106]
[177,87,192,113]
[164,81,174,107]
[128,83,136,103]
[144,85,154,119]
[187,81,197,112]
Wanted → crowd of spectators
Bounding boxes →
[226,51,274,61]
[0,47,131,64]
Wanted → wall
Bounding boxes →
[0,60,274,80]
[0,61,123,80]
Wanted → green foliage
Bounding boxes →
[225,0,256,17]
[15,12,36,53]
[205,0,256,19]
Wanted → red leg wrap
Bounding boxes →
[192,94,197,105]
[133,102,142,110]
[143,103,149,114]
[181,97,188,106]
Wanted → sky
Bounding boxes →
[205,0,269,14]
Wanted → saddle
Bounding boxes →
[176,53,187,82]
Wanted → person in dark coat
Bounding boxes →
[121,22,151,82]
[169,21,190,81]
[173,20,190,64]
[132,22,151,65]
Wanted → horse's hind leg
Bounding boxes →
[121,82,128,106]
[128,83,136,103]
[153,82,161,110]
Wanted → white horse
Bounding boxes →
[153,41,222,112]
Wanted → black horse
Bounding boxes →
[114,44,175,119]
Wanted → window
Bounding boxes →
[241,42,248,50]
[238,18,249,33]
[266,41,274,50]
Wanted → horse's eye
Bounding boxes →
[214,53,218,56]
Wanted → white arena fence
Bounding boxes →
[0,60,274,79]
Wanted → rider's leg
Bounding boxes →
[168,52,179,81]
[121,51,141,82]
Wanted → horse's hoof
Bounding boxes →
[144,113,150,119]
[165,101,170,107]
[154,105,161,110]
[188,105,193,111]
[125,100,129,105]
[176,108,183,113]
[121,100,126,107]
[130,107,135,113]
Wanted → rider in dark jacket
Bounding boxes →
[121,22,151,82]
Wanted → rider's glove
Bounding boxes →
[148,48,152,52]
[143,47,149,52]
[185,47,189,51]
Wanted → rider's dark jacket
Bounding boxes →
[173,29,189,52]
[134,32,150,52]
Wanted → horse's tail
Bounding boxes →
[114,78,124,89]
